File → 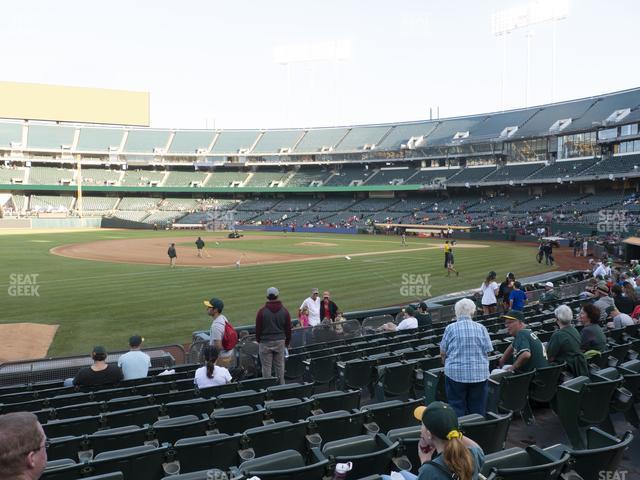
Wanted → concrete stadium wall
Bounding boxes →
[101,217,153,230]
[31,217,102,228]
[0,218,31,229]
[237,225,358,234]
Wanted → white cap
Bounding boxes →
[545,282,554,288]
[266,287,279,297]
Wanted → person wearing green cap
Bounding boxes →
[382,401,484,480]
[496,310,548,374]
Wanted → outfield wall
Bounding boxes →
[237,225,358,234]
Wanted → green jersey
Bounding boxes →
[512,329,548,373]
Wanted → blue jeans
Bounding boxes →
[444,376,488,417]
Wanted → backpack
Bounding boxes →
[221,320,238,351]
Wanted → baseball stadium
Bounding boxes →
[0,2,639,479]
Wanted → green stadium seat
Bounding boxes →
[152,414,210,444]
[311,390,360,413]
[264,397,314,423]
[307,410,366,445]
[173,433,243,473]
[544,427,633,480]
[88,425,151,458]
[106,395,149,411]
[321,434,399,480]
[103,405,161,429]
[164,397,216,418]
[43,415,103,438]
[239,377,279,391]
[459,411,512,454]
[421,367,447,403]
[40,459,85,480]
[337,358,375,391]
[266,382,314,400]
[360,398,423,434]
[481,445,571,480]
[552,375,620,449]
[46,435,86,462]
[386,425,421,474]
[304,355,337,388]
[210,405,265,434]
[242,420,310,458]
[197,382,237,399]
[82,474,125,480]
[234,448,329,480]
[90,444,170,480]
[487,370,535,423]
[217,389,266,409]
[284,353,307,380]
[374,362,416,401]
[49,392,92,408]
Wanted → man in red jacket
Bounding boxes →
[255,287,292,384]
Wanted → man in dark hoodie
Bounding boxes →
[255,286,292,384]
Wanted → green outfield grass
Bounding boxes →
[0,229,554,357]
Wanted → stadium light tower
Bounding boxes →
[492,0,568,109]
[274,40,351,125]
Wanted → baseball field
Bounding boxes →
[0,229,555,359]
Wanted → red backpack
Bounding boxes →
[222,320,238,351]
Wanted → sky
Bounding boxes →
[1,0,639,129]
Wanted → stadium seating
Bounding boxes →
[29,166,75,185]
[203,170,249,187]
[324,166,374,186]
[163,171,208,187]
[210,130,260,154]
[480,163,546,183]
[167,131,215,155]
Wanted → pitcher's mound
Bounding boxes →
[0,323,58,362]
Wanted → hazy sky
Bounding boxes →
[1,0,639,129]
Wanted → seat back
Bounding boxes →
[218,389,266,409]
[165,397,216,418]
[239,449,329,480]
[88,425,150,457]
[239,377,279,391]
[377,362,415,398]
[579,379,619,424]
[307,410,366,445]
[571,428,634,480]
[265,398,314,423]
[267,382,314,401]
[322,434,398,480]
[90,445,170,480]
[460,412,512,454]
[244,420,309,457]
[361,398,423,434]
[387,425,421,474]
[174,433,242,473]
[307,355,337,384]
[530,364,564,403]
[482,446,569,479]
[153,415,210,444]
[311,390,360,412]
[43,415,103,438]
[342,359,375,390]
[211,405,265,434]
[499,370,535,412]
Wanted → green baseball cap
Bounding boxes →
[203,298,224,312]
[501,310,525,323]
[414,401,460,440]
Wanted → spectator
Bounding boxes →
[440,298,493,416]
[508,281,527,311]
[593,282,615,323]
[204,297,234,368]
[320,291,339,322]
[496,311,548,374]
[479,271,499,315]
[498,273,515,312]
[73,346,123,387]
[0,412,47,480]
[379,307,419,332]
[256,287,292,385]
[382,402,484,480]
[622,281,638,305]
[194,344,231,389]
[612,284,634,315]
[298,305,310,328]
[593,261,607,279]
[540,282,559,303]
[299,288,321,327]
[415,302,432,328]
[546,305,589,377]
[118,335,151,380]
[579,304,607,352]
[605,305,635,329]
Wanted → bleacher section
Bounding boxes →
[142,211,186,225]
[467,193,531,213]
[376,122,437,150]
[352,198,400,212]
[30,195,74,211]
[511,193,584,213]
[163,171,208,187]
[335,126,391,151]
[80,168,121,185]
[324,166,373,186]
[118,197,160,211]
[121,170,166,187]
[26,124,75,150]
[158,198,198,211]
[80,196,119,212]
[244,170,287,187]
[272,197,319,212]
[112,210,149,222]
[367,168,416,185]
[527,158,600,180]
[580,154,640,177]
[409,168,460,185]
[210,130,260,154]
[286,169,330,187]
[0,166,25,184]
[251,130,304,155]
[446,166,496,185]
[293,127,348,153]
[479,162,545,183]
[0,122,23,148]
[204,170,249,187]
[237,199,281,211]
[76,128,125,152]
[11,194,27,213]
[29,166,75,185]
[123,130,171,154]
[167,131,215,155]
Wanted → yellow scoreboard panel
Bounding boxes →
[0,81,149,126]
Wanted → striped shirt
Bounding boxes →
[440,316,493,383]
